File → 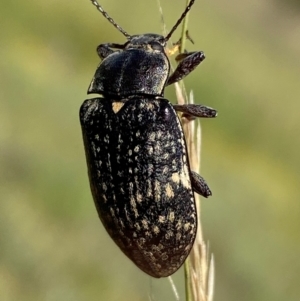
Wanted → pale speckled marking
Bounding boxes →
[146,179,153,197]
[139,102,146,109]
[145,231,152,237]
[148,132,156,141]
[162,152,169,160]
[142,219,149,230]
[176,219,183,229]
[171,172,180,184]
[162,166,169,174]
[154,143,162,154]
[148,164,154,173]
[138,237,146,245]
[102,183,107,191]
[184,222,191,231]
[137,113,143,122]
[112,102,124,114]
[165,183,174,198]
[147,146,153,155]
[168,211,175,222]
[91,142,96,156]
[104,134,109,143]
[128,149,132,156]
[129,182,134,193]
[165,230,174,240]
[153,225,160,234]
[146,102,154,110]
[136,192,142,203]
[158,243,164,250]
[136,130,141,137]
[119,219,125,229]
[95,134,99,140]
[176,233,182,240]
[134,146,139,153]
[102,194,107,203]
[151,245,161,252]
[161,253,168,260]
[124,207,132,223]
[154,180,161,201]
[156,130,163,139]
[134,222,141,231]
[130,197,139,218]
[110,207,115,217]
[158,215,166,223]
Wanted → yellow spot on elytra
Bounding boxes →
[112,102,124,113]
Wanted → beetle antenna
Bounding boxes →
[90,0,131,39]
[164,0,195,41]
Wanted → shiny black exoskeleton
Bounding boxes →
[80,0,217,278]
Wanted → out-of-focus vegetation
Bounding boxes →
[1,0,299,300]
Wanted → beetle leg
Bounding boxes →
[173,104,217,119]
[190,171,212,198]
[97,43,125,59]
[166,51,205,86]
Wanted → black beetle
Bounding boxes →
[80,0,217,278]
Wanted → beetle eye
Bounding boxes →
[150,42,163,51]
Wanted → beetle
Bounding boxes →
[80,0,217,278]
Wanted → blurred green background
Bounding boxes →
[1,0,300,300]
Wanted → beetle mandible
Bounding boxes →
[80,0,217,278]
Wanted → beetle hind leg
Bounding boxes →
[174,104,217,119]
[190,171,212,198]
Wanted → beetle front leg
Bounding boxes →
[173,104,217,119]
[97,43,125,59]
[190,171,212,198]
[166,51,205,86]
